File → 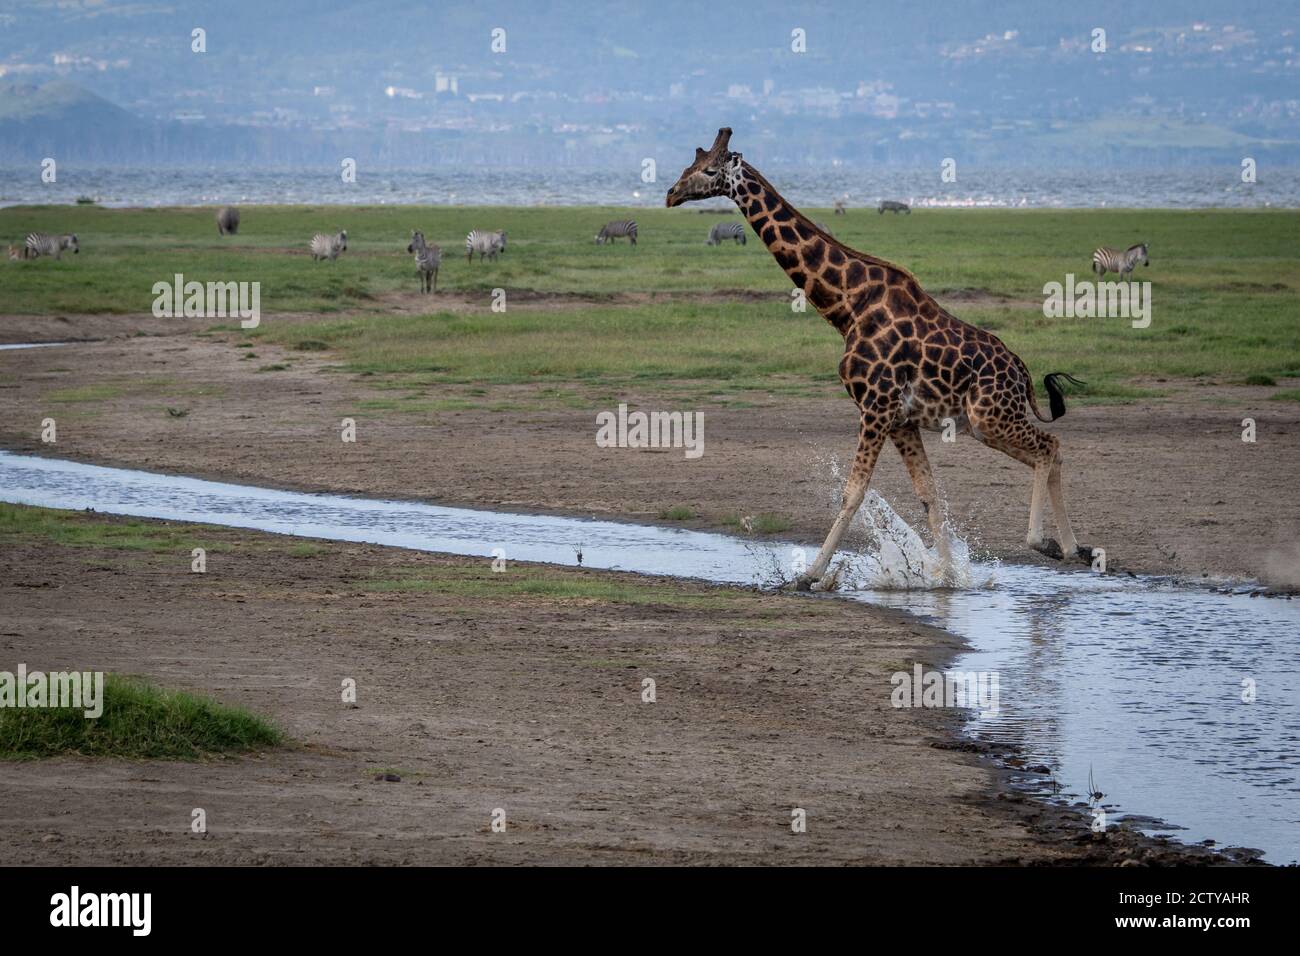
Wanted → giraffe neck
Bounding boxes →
[728,165,909,340]
[729,161,884,336]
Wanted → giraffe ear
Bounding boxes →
[695,147,706,161]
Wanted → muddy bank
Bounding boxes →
[1,318,1296,585]
[0,508,1226,865]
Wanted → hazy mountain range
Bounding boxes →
[0,0,1296,167]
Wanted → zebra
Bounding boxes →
[216,206,240,236]
[1092,242,1150,279]
[705,222,746,246]
[310,230,347,261]
[595,219,637,245]
[24,232,79,260]
[833,197,847,215]
[878,200,911,214]
[465,229,505,262]
[407,230,442,293]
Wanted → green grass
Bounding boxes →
[658,505,696,521]
[720,512,794,535]
[3,205,1297,399]
[1269,388,1300,402]
[363,563,750,608]
[0,502,223,553]
[0,675,283,760]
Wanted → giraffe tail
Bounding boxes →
[1035,372,1087,422]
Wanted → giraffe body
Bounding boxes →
[667,129,1087,589]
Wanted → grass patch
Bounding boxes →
[722,512,793,536]
[658,505,696,521]
[0,675,283,760]
[2,205,1295,398]
[1268,389,1300,402]
[1243,373,1277,386]
[362,563,747,609]
[0,502,221,553]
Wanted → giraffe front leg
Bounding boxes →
[890,424,954,584]
[793,415,887,591]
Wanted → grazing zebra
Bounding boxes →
[877,200,911,214]
[465,229,505,262]
[24,232,79,260]
[833,198,847,215]
[595,219,637,245]
[216,206,240,236]
[1092,242,1149,279]
[310,230,347,261]
[407,230,442,293]
[705,221,746,246]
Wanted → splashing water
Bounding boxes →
[833,491,991,590]
[806,450,991,591]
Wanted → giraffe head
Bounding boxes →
[666,128,741,207]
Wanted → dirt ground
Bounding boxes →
[0,514,1225,865]
[1,311,1297,586]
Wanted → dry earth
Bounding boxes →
[0,515,1226,865]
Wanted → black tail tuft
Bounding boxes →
[1043,372,1087,420]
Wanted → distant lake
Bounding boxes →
[1,165,1296,209]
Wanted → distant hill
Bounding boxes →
[0,81,149,162]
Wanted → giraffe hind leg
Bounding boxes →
[967,399,1081,562]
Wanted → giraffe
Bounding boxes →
[666,129,1089,590]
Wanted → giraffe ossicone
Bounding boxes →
[666,128,1090,590]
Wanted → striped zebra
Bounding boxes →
[24,232,79,260]
[705,221,746,246]
[595,219,637,245]
[877,200,910,214]
[310,230,347,261]
[1092,242,1149,279]
[216,206,240,236]
[833,197,847,215]
[407,230,442,293]
[465,229,506,262]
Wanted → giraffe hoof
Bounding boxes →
[1031,538,1064,560]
